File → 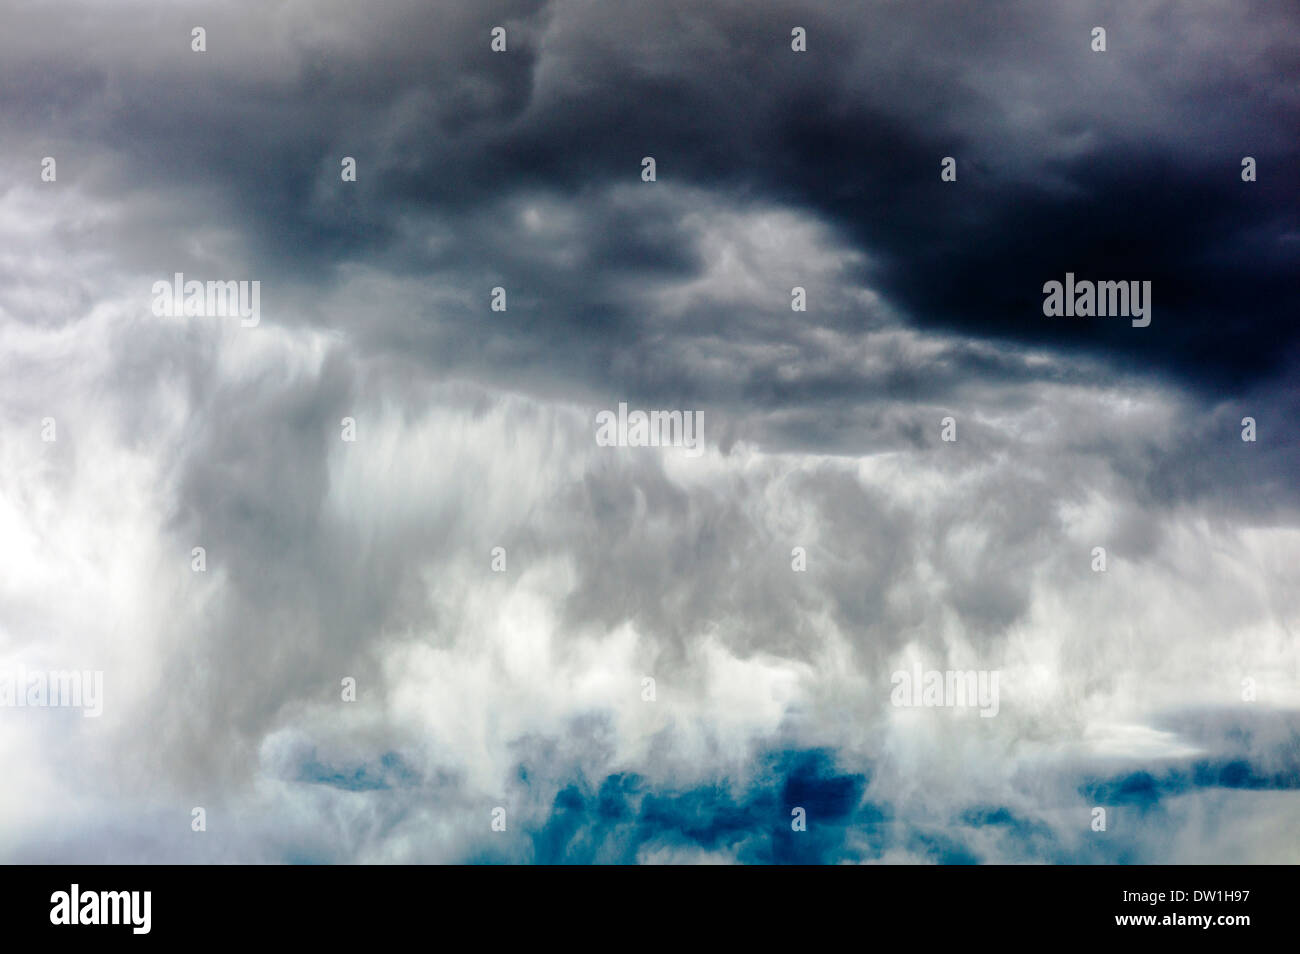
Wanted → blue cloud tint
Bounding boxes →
[523,749,873,864]
[298,751,419,792]
[457,733,1300,863]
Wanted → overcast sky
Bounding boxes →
[1,0,1297,863]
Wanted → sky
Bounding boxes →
[0,0,1297,863]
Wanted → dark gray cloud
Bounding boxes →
[5,0,1296,396]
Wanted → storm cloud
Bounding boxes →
[0,0,1297,863]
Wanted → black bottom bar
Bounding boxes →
[1,864,1288,942]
